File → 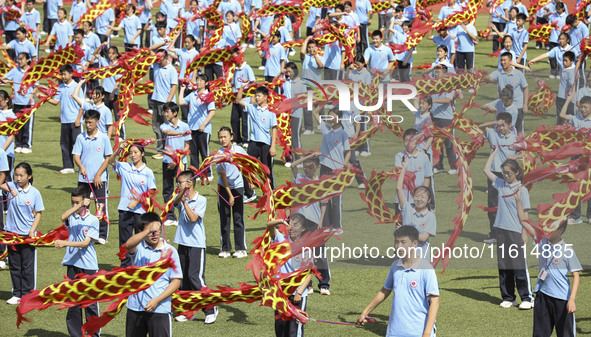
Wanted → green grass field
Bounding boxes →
[0,5,589,336]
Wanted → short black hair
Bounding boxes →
[71,185,90,199]
[163,101,179,114]
[155,21,167,30]
[177,170,197,184]
[83,109,101,121]
[394,225,419,242]
[139,212,162,231]
[371,30,383,38]
[403,128,419,139]
[285,62,299,77]
[516,13,527,21]
[497,112,513,125]
[500,51,513,60]
[563,51,575,63]
[566,14,577,26]
[254,86,269,96]
[580,96,591,105]
[303,156,320,167]
[60,64,73,73]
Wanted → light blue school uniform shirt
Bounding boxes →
[246,103,277,145]
[454,24,477,53]
[263,43,287,77]
[383,258,439,337]
[165,1,185,28]
[113,162,157,213]
[438,3,460,21]
[515,3,528,15]
[121,15,141,44]
[430,91,454,120]
[491,0,510,23]
[341,110,358,138]
[294,172,321,225]
[259,16,274,35]
[74,44,93,72]
[414,111,432,154]
[127,240,182,313]
[232,64,255,91]
[282,78,293,98]
[278,26,291,44]
[138,0,152,24]
[82,102,113,134]
[402,203,436,260]
[160,120,191,164]
[559,66,575,99]
[305,6,321,28]
[486,128,517,172]
[301,54,324,82]
[8,39,37,59]
[569,114,591,129]
[47,0,63,19]
[0,110,16,157]
[218,0,241,20]
[319,123,349,170]
[220,22,242,47]
[51,20,73,49]
[488,99,518,125]
[569,22,589,58]
[0,148,8,172]
[5,66,35,106]
[364,44,395,72]
[83,32,101,56]
[175,48,198,80]
[70,1,86,27]
[497,48,516,70]
[4,182,44,236]
[506,26,529,60]
[323,40,343,70]
[184,90,215,133]
[547,44,572,71]
[490,68,527,109]
[72,131,113,182]
[355,0,372,24]
[99,57,121,93]
[55,80,85,123]
[549,12,567,43]
[391,31,413,64]
[23,9,41,33]
[216,144,247,188]
[534,238,582,301]
[432,35,455,61]
[174,192,207,248]
[152,64,178,103]
[96,8,114,35]
[492,177,530,233]
[273,231,311,297]
[394,151,433,205]
[62,211,100,270]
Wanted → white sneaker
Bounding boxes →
[284,162,292,168]
[147,109,153,114]
[232,250,248,258]
[164,219,178,226]
[433,168,444,174]
[218,251,231,258]
[519,301,534,310]
[41,31,47,35]
[97,238,107,245]
[320,288,331,296]
[204,307,218,324]
[207,176,214,182]
[242,143,249,149]
[6,296,20,305]
[483,237,497,244]
[302,130,314,135]
[447,169,459,175]
[357,183,365,189]
[21,148,32,154]
[248,44,255,48]
[15,147,22,153]
[567,217,583,225]
[60,168,75,174]
[45,48,51,54]
[359,151,370,157]
[0,260,6,269]
[175,315,188,322]
[289,50,296,56]
[243,193,257,204]
[258,66,265,70]
[499,300,518,308]
[307,287,313,294]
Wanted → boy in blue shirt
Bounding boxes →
[231,47,255,146]
[125,212,182,337]
[172,170,218,323]
[236,85,278,193]
[54,185,100,337]
[72,80,113,139]
[160,102,190,226]
[394,128,433,209]
[45,8,72,51]
[556,51,576,125]
[364,30,395,82]
[108,4,142,52]
[151,49,178,158]
[357,226,439,337]
[95,6,114,43]
[260,31,287,88]
[72,110,113,244]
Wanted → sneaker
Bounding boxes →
[175,315,189,322]
[147,109,153,114]
[6,296,20,305]
[302,130,314,135]
[447,168,458,175]
[284,162,292,168]
[60,168,75,174]
[499,300,518,308]
[567,217,583,225]
[21,148,32,154]
[204,307,218,324]
[535,45,541,49]
[15,147,22,153]
[152,154,163,160]
[41,31,47,35]
[289,50,296,56]
[483,237,497,244]
[412,50,417,54]
[248,44,255,48]
[467,88,475,93]
[218,251,231,258]
[258,66,265,70]
[97,238,107,245]
[164,219,178,226]
[233,250,248,258]
[207,175,214,182]
[243,193,257,204]
[433,168,444,174]
[0,261,6,269]
[360,151,371,156]
[320,288,331,296]
[307,287,313,294]
[45,48,51,54]
[357,183,365,189]
[519,301,534,310]
[242,142,249,149]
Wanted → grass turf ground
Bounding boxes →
[0,5,589,336]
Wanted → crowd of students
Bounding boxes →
[0,0,586,336]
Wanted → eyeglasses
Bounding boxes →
[502,171,515,177]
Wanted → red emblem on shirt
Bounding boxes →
[25,200,31,206]
[553,258,560,265]
[140,180,145,185]
[420,223,425,228]
[84,228,89,234]
[381,55,385,59]
[262,117,267,123]
[410,280,418,288]
[335,139,340,144]
[97,146,102,152]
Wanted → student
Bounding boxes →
[422,45,454,77]
[430,66,458,174]
[163,0,185,46]
[414,96,434,160]
[216,127,248,259]
[151,49,178,159]
[449,22,478,72]
[72,110,113,244]
[0,27,37,63]
[490,0,510,51]
[429,27,455,65]
[482,85,519,126]
[172,170,218,323]
[496,13,529,67]
[137,0,153,47]
[72,80,114,139]
[125,212,182,337]
[94,5,114,43]
[529,32,571,79]
[483,148,533,309]
[231,47,255,145]
[45,8,73,51]
[184,0,204,49]
[546,2,567,77]
[1,162,44,305]
[0,91,16,200]
[168,33,198,121]
[0,52,36,153]
[556,51,576,125]
[260,31,287,85]
[81,21,102,94]
[220,11,242,48]
[354,0,373,55]
[160,102,190,226]
[559,92,591,224]
[478,112,518,244]
[396,159,437,261]
[391,23,414,82]
[267,216,313,336]
[2,0,21,49]
[346,56,373,157]
[357,226,439,336]
[108,143,157,267]
[300,37,324,135]
[364,30,395,82]
[236,85,277,192]
[322,20,346,80]
[575,75,591,115]
[54,185,100,337]
[23,0,41,48]
[566,14,589,85]
[72,29,95,76]
[394,128,433,207]
[284,62,303,163]
[108,4,141,52]
[45,65,85,174]
[45,0,63,36]
[179,74,215,180]
[69,0,86,28]
[91,43,123,139]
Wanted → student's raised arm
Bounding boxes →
[266,218,288,240]
[235,82,248,107]
[125,220,158,254]
[396,158,409,209]
[483,147,499,182]
[71,79,86,107]
[559,90,576,122]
